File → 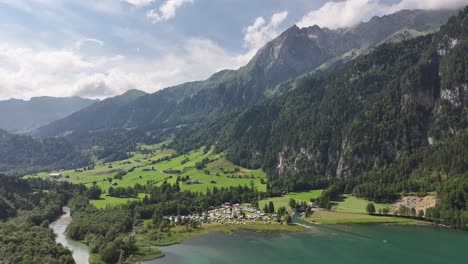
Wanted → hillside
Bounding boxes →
[10,8,467,229]
[173,7,468,229]
[179,8,468,183]
[0,96,97,134]
[0,129,90,176]
[32,9,456,155]
[0,176,75,263]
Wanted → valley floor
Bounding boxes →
[25,143,435,263]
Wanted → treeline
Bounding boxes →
[0,129,90,176]
[0,175,76,263]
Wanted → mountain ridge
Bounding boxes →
[32,9,458,147]
[0,96,98,134]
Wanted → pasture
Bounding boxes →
[333,195,392,214]
[28,144,268,207]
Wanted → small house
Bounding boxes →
[49,173,62,180]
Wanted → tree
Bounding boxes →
[252,199,259,209]
[277,206,287,216]
[382,207,390,215]
[305,207,312,217]
[410,207,417,217]
[87,185,102,200]
[286,215,292,225]
[397,205,409,216]
[268,201,275,213]
[289,198,296,209]
[100,241,121,264]
[417,210,425,218]
[366,203,376,215]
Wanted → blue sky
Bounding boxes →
[0,0,466,100]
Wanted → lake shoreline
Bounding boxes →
[143,222,468,264]
[135,222,305,261]
[137,213,440,262]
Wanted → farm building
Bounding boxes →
[49,173,62,180]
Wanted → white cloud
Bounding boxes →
[297,0,468,29]
[0,37,246,100]
[146,0,193,23]
[0,9,291,100]
[243,11,288,51]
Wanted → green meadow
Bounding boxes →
[287,190,323,202]
[333,195,392,214]
[258,189,324,212]
[27,144,268,206]
[90,193,147,209]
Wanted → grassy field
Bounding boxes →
[287,190,323,202]
[90,193,147,209]
[333,195,392,214]
[259,196,291,211]
[27,144,267,207]
[305,210,414,225]
[258,190,323,212]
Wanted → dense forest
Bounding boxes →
[31,10,455,164]
[0,175,76,264]
[173,8,468,229]
[0,129,91,176]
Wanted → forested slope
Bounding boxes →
[174,8,468,229]
[32,10,455,163]
[0,176,75,263]
[0,129,90,176]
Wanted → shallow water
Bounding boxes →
[49,207,90,264]
[146,223,468,264]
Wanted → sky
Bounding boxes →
[0,0,467,100]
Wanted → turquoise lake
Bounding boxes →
[146,224,468,264]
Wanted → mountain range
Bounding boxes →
[0,8,465,191]
[0,6,467,230]
[32,9,457,145]
[0,96,97,134]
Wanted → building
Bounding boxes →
[49,173,62,180]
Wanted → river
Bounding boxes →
[49,207,90,264]
[145,217,468,264]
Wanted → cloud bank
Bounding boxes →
[0,38,247,100]
[297,0,468,29]
[0,9,289,100]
